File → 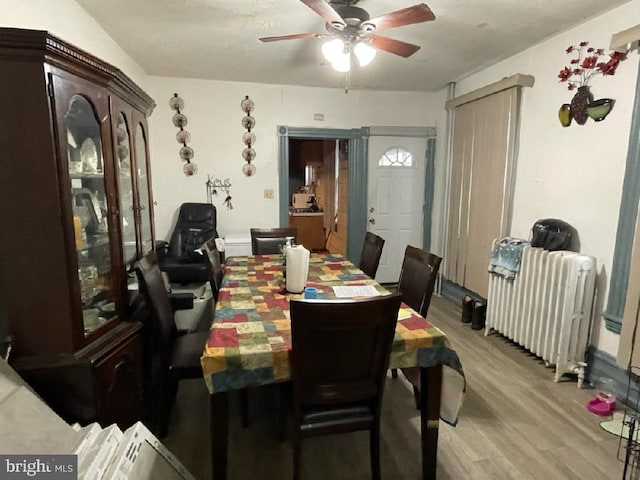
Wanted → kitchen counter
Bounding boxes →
[289,211,323,217]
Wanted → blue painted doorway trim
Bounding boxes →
[277,126,367,263]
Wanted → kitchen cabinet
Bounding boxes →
[289,213,326,250]
[0,28,155,429]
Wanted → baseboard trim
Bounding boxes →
[586,345,638,406]
[440,278,484,305]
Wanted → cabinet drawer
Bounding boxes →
[95,334,142,429]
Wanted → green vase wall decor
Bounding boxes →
[587,98,615,122]
[570,85,594,125]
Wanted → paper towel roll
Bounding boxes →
[285,244,310,293]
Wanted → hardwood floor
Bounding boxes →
[163,295,625,479]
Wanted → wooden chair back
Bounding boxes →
[397,245,442,317]
[250,227,298,255]
[290,293,401,412]
[202,239,224,299]
[358,232,385,279]
[134,251,178,362]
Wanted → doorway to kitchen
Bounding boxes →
[277,126,367,263]
[288,138,343,253]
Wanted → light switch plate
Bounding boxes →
[264,188,274,199]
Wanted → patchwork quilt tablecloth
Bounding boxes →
[201,253,465,425]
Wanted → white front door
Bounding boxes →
[367,136,427,283]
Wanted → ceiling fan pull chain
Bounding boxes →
[345,67,350,94]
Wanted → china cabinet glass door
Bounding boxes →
[63,93,117,336]
[134,122,154,255]
[115,112,137,267]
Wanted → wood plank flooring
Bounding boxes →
[163,295,625,479]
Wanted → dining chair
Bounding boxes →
[202,239,224,300]
[391,245,442,409]
[250,227,298,255]
[289,293,402,480]
[134,251,210,437]
[358,232,385,279]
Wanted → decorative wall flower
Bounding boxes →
[557,41,628,91]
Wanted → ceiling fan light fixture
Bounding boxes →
[322,38,351,72]
[322,38,345,63]
[354,41,376,67]
[331,54,351,72]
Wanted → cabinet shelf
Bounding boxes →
[77,234,110,252]
[70,172,104,179]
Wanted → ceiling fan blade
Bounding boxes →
[370,35,421,58]
[300,0,346,27]
[259,33,326,43]
[365,3,435,31]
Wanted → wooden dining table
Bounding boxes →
[200,252,464,479]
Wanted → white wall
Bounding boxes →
[146,76,446,242]
[0,0,147,88]
[449,0,640,356]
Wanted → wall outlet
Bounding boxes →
[264,188,274,199]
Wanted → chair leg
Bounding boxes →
[276,383,289,441]
[391,368,398,379]
[159,377,179,438]
[240,388,249,428]
[370,424,381,480]
[158,416,169,439]
[292,429,302,480]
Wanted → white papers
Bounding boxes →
[332,285,380,298]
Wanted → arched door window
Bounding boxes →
[379,147,413,167]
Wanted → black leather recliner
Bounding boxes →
[157,203,218,284]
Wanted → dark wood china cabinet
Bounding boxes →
[0,28,156,429]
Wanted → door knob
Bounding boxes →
[369,218,376,224]
[369,207,375,213]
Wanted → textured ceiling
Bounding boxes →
[76,0,631,92]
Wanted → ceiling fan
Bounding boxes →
[259,0,435,60]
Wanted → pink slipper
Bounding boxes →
[587,397,615,416]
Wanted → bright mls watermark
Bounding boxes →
[0,455,76,479]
